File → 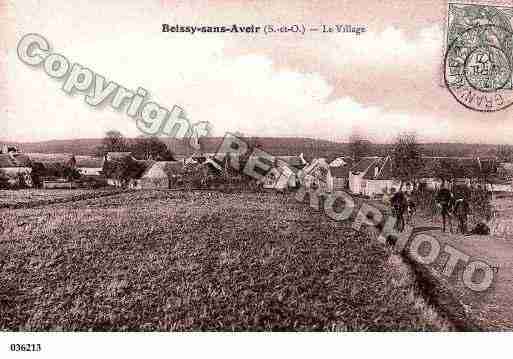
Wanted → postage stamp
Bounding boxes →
[444,1,513,111]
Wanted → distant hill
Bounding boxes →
[7,137,351,161]
[4,137,507,161]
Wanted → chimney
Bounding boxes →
[1,144,7,154]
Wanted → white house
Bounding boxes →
[348,157,380,195]
[349,156,399,197]
[137,161,184,189]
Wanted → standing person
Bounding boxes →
[436,185,454,233]
[390,189,407,232]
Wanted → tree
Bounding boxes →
[392,132,423,190]
[348,134,371,163]
[103,156,146,187]
[96,130,128,156]
[497,145,513,162]
[129,136,175,161]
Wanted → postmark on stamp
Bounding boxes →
[444,2,513,111]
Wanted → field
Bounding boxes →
[1,190,443,331]
[0,188,125,208]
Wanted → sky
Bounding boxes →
[1,0,512,144]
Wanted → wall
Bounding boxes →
[362,179,395,197]
[43,181,78,189]
[348,172,364,194]
[78,167,102,176]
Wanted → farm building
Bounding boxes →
[348,156,400,197]
[75,156,104,176]
[0,153,33,187]
[329,157,352,191]
[348,157,380,195]
[360,156,398,197]
[138,161,185,189]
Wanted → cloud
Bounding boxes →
[1,1,483,143]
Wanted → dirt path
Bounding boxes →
[410,213,513,330]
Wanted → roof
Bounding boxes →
[141,161,185,178]
[330,157,353,167]
[373,156,395,180]
[275,155,306,169]
[0,154,31,168]
[351,157,381,174]
[75,156,103,168]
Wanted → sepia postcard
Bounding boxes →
[2,0,513,357]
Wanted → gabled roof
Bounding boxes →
[275,155,306,169]
[0,154,31,168]
[350,156,381,174]
[373,156,394,180]
[141,161,184,179]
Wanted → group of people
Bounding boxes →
[384,185,471,234]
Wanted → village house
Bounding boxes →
[329,156,353,191]
[348,156,399,197]
[138,161,185,189]
[75,156,104,176]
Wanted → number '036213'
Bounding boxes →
[9,344,42,352]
